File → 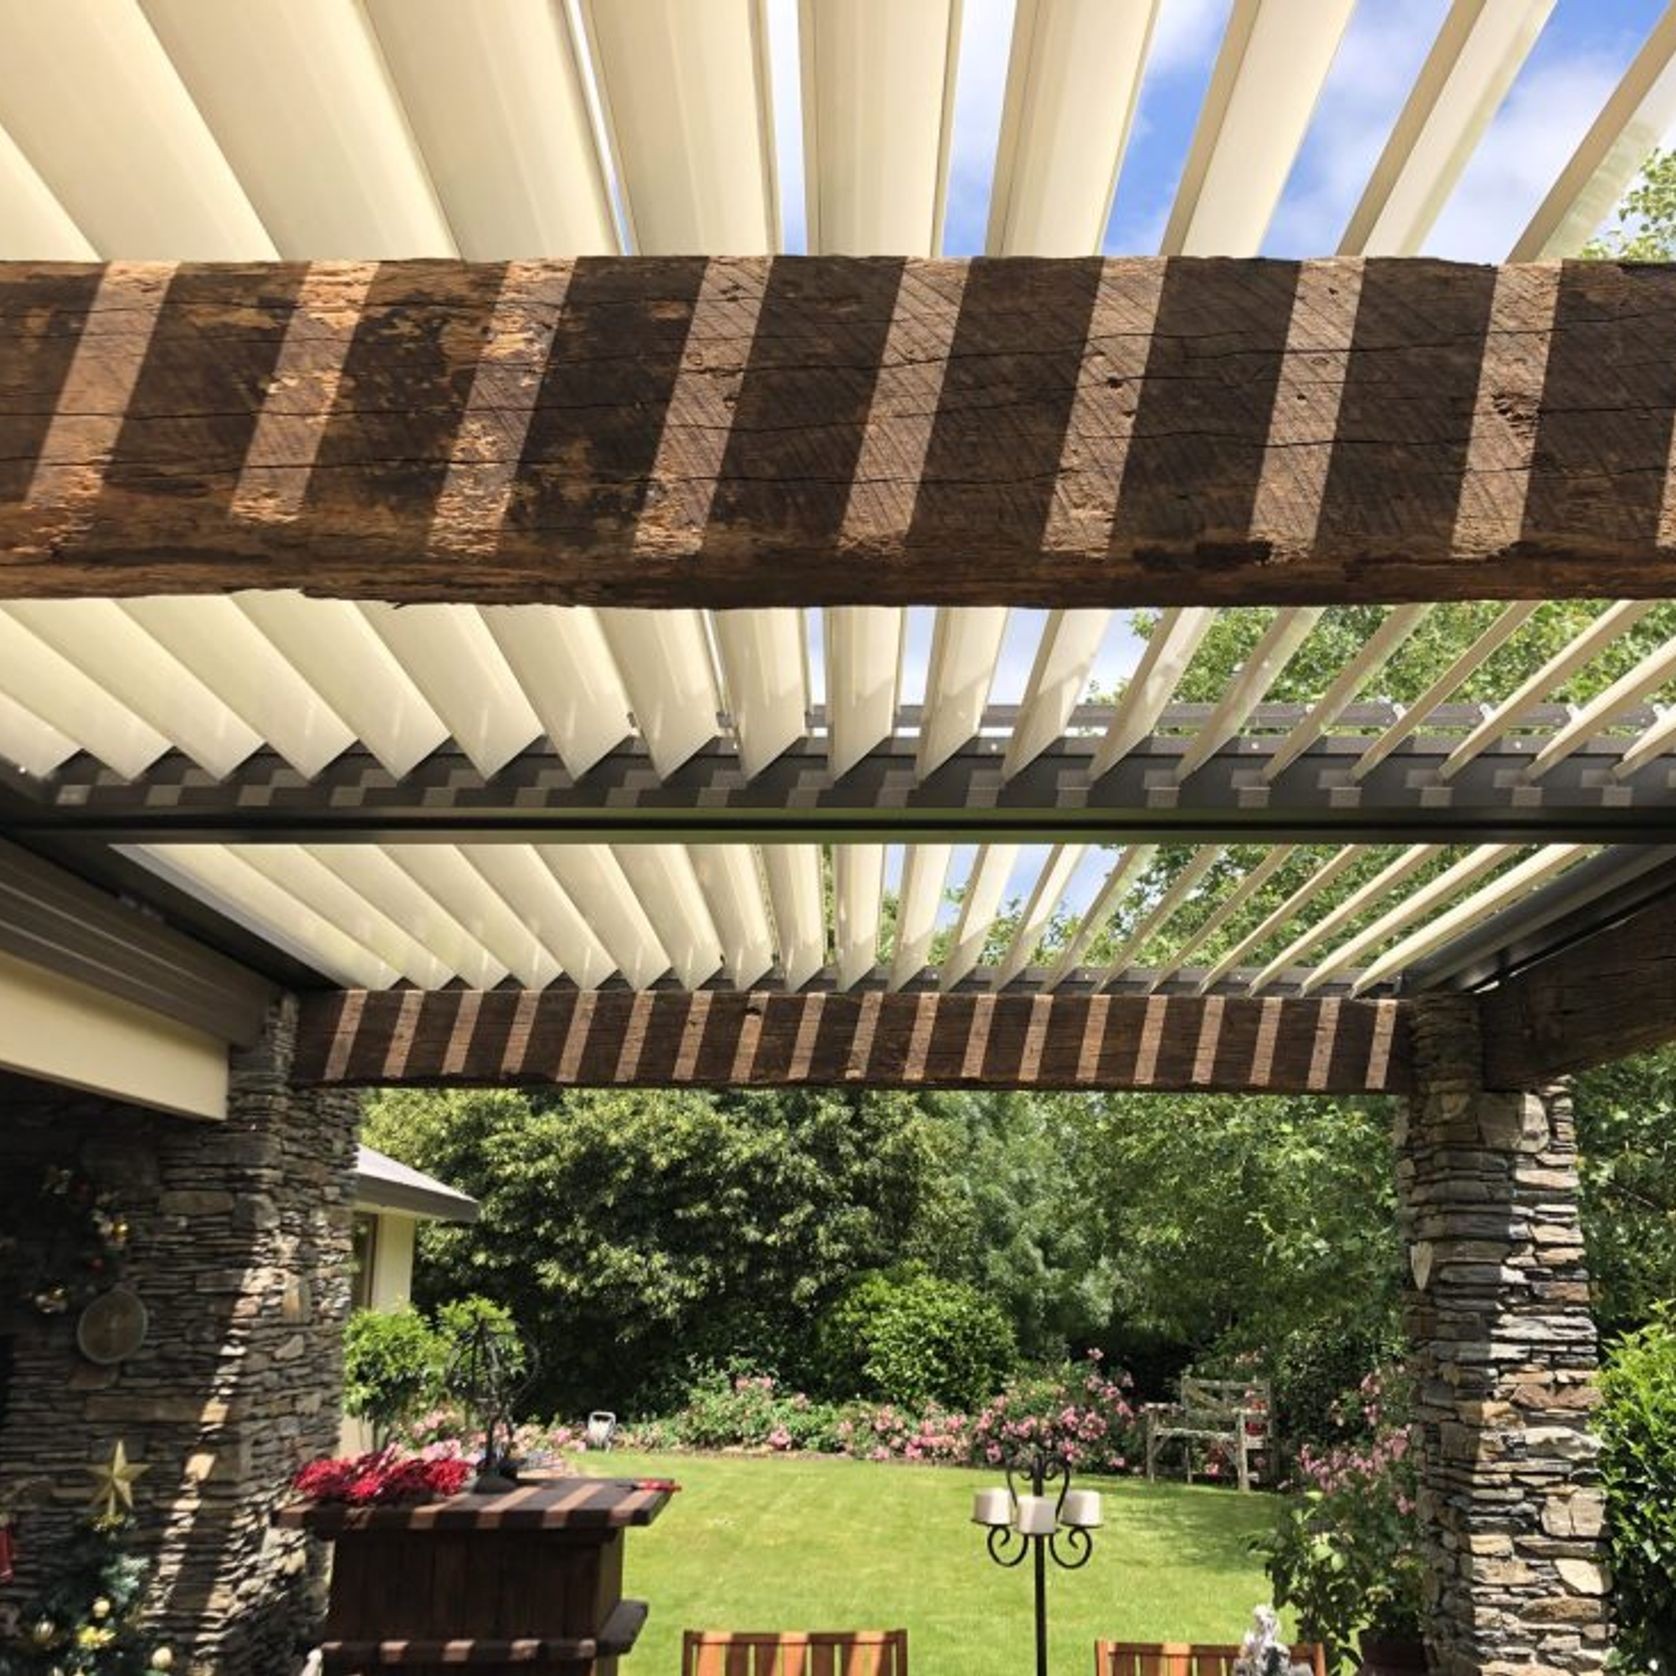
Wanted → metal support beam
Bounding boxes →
[12,720,1676,845]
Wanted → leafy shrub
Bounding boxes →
[817,1267,1017,1410]
[971,1351,1140,1474]
[1256,1370,1421,1672]
[343,1307,440,1443]
[1600,1310,1676,1669]
[675,1367,846,1452]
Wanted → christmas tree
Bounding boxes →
[0,1444,173,1675]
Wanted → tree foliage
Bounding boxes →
[364,1084,962,1414]
[1583,147,1676,261]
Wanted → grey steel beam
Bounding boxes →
[9,725,1676,845]
[0,838,277,1043]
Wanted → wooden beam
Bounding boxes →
[293,987,1410,1094]
[1482,889,1676,1084]
[3,257,1676,605]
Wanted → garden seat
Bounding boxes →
[682,1629,909,1675]
[1142,1376,1273,1491]
[1095,1641,1327,1676]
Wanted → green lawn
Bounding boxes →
[579,1452,1283,1676]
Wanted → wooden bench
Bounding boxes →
[1096,1640,1327,1676]
[1142,1377,1273,1491]
[682,1630,908,1675]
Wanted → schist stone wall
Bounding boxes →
[0,1000,359,1675]
[1401,995,1610,1676]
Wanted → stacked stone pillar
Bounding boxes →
[1399,995,1609,1676]
[0,998,359,1675]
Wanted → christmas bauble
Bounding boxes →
[150,1648,175,1671]
[90,1598,111,1621]
[30,1617,56,1646]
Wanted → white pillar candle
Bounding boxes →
[1061,1489,1103,1529]
[1015,1494,1058,1536]
[971,1489,1012,1527]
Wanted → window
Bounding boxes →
[350,1212,379,1312]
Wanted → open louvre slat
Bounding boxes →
[987,0,1156,257]
[889,843,954,990]
[1296,844,1517,994]
[0,691,78,780]
[834,844,886,988]
[995,844,1085,987]
[712,611,809,783]
[1439,602,1657,781]
[1525,639,1676,781]
[1350,843,1594,994]
[1005,611,1111,780]
[940,844,1021,989]
[127,844,397,988]
[1043,844,1159,986]
[688,845,776,990]
[1091,610,1215,777]
[1163,0,1355,257]
[761,846,826,992]
[4,602,261,779]
[1247,848,1440,993]
[364,0,617,259]
[459,846,616,992]
[139,0,455,258]
[1088,847,1222,985]
[0,0,273,257]
[540,847,670,990]
[1341,0,1553,257]
[918,608,1009,779]
[307,847,509,990]
[1148,847,1297,990]
[1175,609,1324,782]
[612,845,725,990]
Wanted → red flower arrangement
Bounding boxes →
[292,1449,473,1505]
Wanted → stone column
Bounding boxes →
[1399,995,1609,1676]
[0,997,359,1676]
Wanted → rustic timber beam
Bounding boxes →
[11,724,1676,845]
[3,257,1675,606]
[1482,887,1676,1085]
[292,987,1409,1094]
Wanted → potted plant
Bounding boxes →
[1254,1373,1425,1674]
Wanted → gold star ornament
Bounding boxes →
[85,1441,148,1523]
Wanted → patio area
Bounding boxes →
[2,0,1674,1672]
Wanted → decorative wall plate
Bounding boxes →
[76,1285,148,1365]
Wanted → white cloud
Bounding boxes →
[1149,0,1233,77]
[1264,0,1447,256]
[1425,54,1622,259]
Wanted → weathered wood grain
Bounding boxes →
[1482,891,1676,1085]
[5,256,1676,605]
[293,987,1411,1094]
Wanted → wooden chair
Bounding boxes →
[682,1629,909,1675]
[1096,1641,1327,1676]
[1142,1377,1275,1491]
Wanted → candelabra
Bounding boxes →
[972,1441,1102,1676]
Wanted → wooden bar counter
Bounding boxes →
[275,1474,675,1674]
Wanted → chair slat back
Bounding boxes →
[683,1630,908,1676]
[1096,1641,1326,1676]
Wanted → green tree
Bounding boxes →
[1584,147,1676,260]
[364,1084,962,1414]
[1573,1046,1676,1339]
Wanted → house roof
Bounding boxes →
[354,1145,479,1224]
